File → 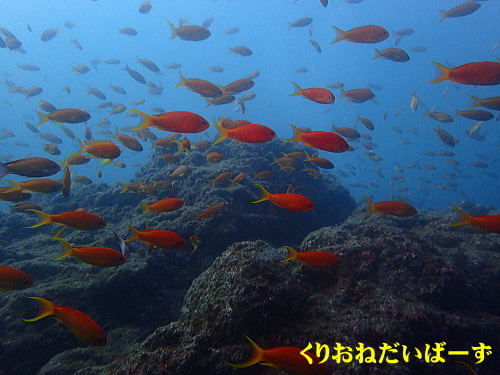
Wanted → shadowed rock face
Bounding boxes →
[0,140,355,375]
[43,206,498,375]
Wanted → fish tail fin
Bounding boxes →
[33,110,49,126]
[452,108,462,119]
[212,121,229,145]
[119,181,129,194]
[165,20,177,39]
[287,81,303,96]
[338,88,347,99]
[364,196,376,215]
[205,98,213,108]
[449,207,473,227]
[303,151,312,162]
[52,237,74,260]
[330,26,346,44]
[426,62,450,84]
[464,95,480,109]
[252,184,271,204]
[139,202,150,214]
[126,109,153,130]
[227,46,234,55]
[71,137,87,156]
[174,70,187,89]
[25,209,53,228]
[2,179,22,193]
[122,223,140,241]
[282,124,302,143]
[438,10,448,23]
[373,48,382,60]
[280,246,298,263]
[0,161,9,179]
[229,335,264,368]
[22,296,56,322]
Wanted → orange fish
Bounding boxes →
[4,178,62,194]
[288,82,335,104]
[123,223,187,251]
[281,246,340,268]
[253,184,314,212]
[190,235,201,253]
[175,71,223,98]
[0,157,61,179]
[304,152,334,169]
[33,108,91,126]
[52,237,126,267]
[140,198,185,213]
[195,203,226,220]
[283,124,349,153]
[449,207,500,234]
[212,121,276,145]
[22,296,107,346]
[427,62,500,86]
[331,25,389,44]
[26,209,107,230]
[75,138,121,160]
[0,265,34,291]
[364,197,417,217]
[230,335,331,375]
[128,109,210,133]
[166,20,211,41]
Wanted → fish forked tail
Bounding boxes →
[165,20,178,39]
[139,202,150,214]
[252,184,271,204]
[52,237,74,260]
[437,10,448,23]
[280,246,298,263]
[229,335,264,368]
[426,62,450,84]
[330,26,346,44]
[287,81,303,96]
[126,109,153,130]
[463,95,481,110]
[281,124,302,143]
[174,70,187,89]
[364,196,376,215]
[22,296,56,322]
[122,223,141,242]
[0,161,9,179]
[211,121,229,145]
[25,209,53,228]
[448,207,473,227]
[33,110,50,126]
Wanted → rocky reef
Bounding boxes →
[65,205,498,375]
[0,139,356,375]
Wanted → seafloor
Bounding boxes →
[0,140,498,375]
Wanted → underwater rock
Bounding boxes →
[62,207,498,375]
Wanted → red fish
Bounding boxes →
[140,198,185,213]
[253,184,314,212]
[331,25,389,44]
[123,223,187,251]
[212,121,276,144]
[33,108,91,126]
[449,207,500,233]
[230,335,331,375]
[281,246,340,268]
[26,209,107,230]
[427,62,500,86]
[0,266,34,291]
[52,237,126,267]
[195,203,226,220]
[288,82,335,104]
[128,109,210,133]
[284,124,349,153]
[364,197,417,217]
[22,296,107,346]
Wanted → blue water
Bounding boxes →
[0,0,499,211]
